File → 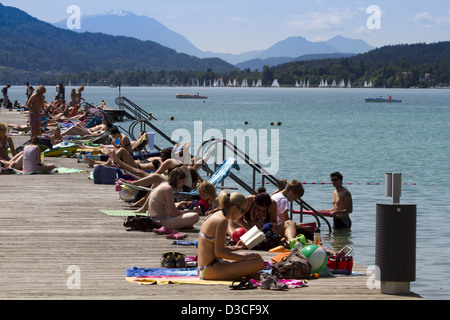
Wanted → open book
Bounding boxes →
[240,226,265,249]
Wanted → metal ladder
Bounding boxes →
[197,138,332,233]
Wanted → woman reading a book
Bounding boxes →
[197,190,265,281]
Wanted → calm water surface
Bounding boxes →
[6,85,450,299]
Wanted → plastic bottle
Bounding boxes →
[313,228,321,246]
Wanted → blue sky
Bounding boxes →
[2,1,450,54]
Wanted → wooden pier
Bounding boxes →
[0,111,424,302]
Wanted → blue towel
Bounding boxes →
[126,266,198,277]
[172,240,197,246]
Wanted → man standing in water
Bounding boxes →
[327,172,353,230]
[26,86,46,140]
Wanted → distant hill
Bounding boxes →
[271,41,450,87]
[53,9,206,58]
[52,10,374,66]
[236,53,355,71]
[0,4,236,81]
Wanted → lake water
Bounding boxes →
[6,85,450,300]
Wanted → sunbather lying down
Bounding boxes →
[7,124,30,132]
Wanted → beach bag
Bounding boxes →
[123,215,161,232]
[93,165,118,185]
[327,246,353,275]
[271,249,311,280]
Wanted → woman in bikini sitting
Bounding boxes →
[0,122,16,161]
[148,167,199,230]
[197,190,265,281]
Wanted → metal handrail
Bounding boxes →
[196,138,332,233]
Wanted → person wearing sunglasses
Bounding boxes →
[327,172,353,230]
[197,190,264,281]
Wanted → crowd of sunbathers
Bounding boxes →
[2,88,316,284]
[0,85,113,174]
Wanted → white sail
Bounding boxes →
[256,79,262,87]
[272,79,280,87]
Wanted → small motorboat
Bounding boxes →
[365,97,402,103]
[176,94,207,100]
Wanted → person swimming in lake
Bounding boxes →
[197,190,265,281]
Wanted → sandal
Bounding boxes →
[166,231,188,240]
[153,226,174,235]
[259,273,288,290]
[229,279,257,290]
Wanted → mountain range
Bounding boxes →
[0,4,236,77]
[53,9,374,69]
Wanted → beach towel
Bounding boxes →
[98,209,136,217]
[125,267,232,286]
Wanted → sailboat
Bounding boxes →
[272,79,280,87]
[256,79,262,87]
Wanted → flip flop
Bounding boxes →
[165,231,188,240]
[229,279,257,290]
[153,226,174,235]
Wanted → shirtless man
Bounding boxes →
[327,172,353,230]
[26,86,46,140]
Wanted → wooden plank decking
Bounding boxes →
[0,111,423,301]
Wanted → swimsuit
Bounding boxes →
[29,112,41,127]
[333,217,352,230]
[0,139,10,149]
[22,145,39,173]
[197,232,223,280]
[149,197,170,222]
[150,197,167,209]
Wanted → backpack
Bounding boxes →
[271,249,312,279]
[123,215,161,232]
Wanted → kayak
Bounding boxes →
[365,97,402,103]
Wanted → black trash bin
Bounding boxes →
[375,203,416,294]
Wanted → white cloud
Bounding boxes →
[411,11,450,28]
[283,8,358,32]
